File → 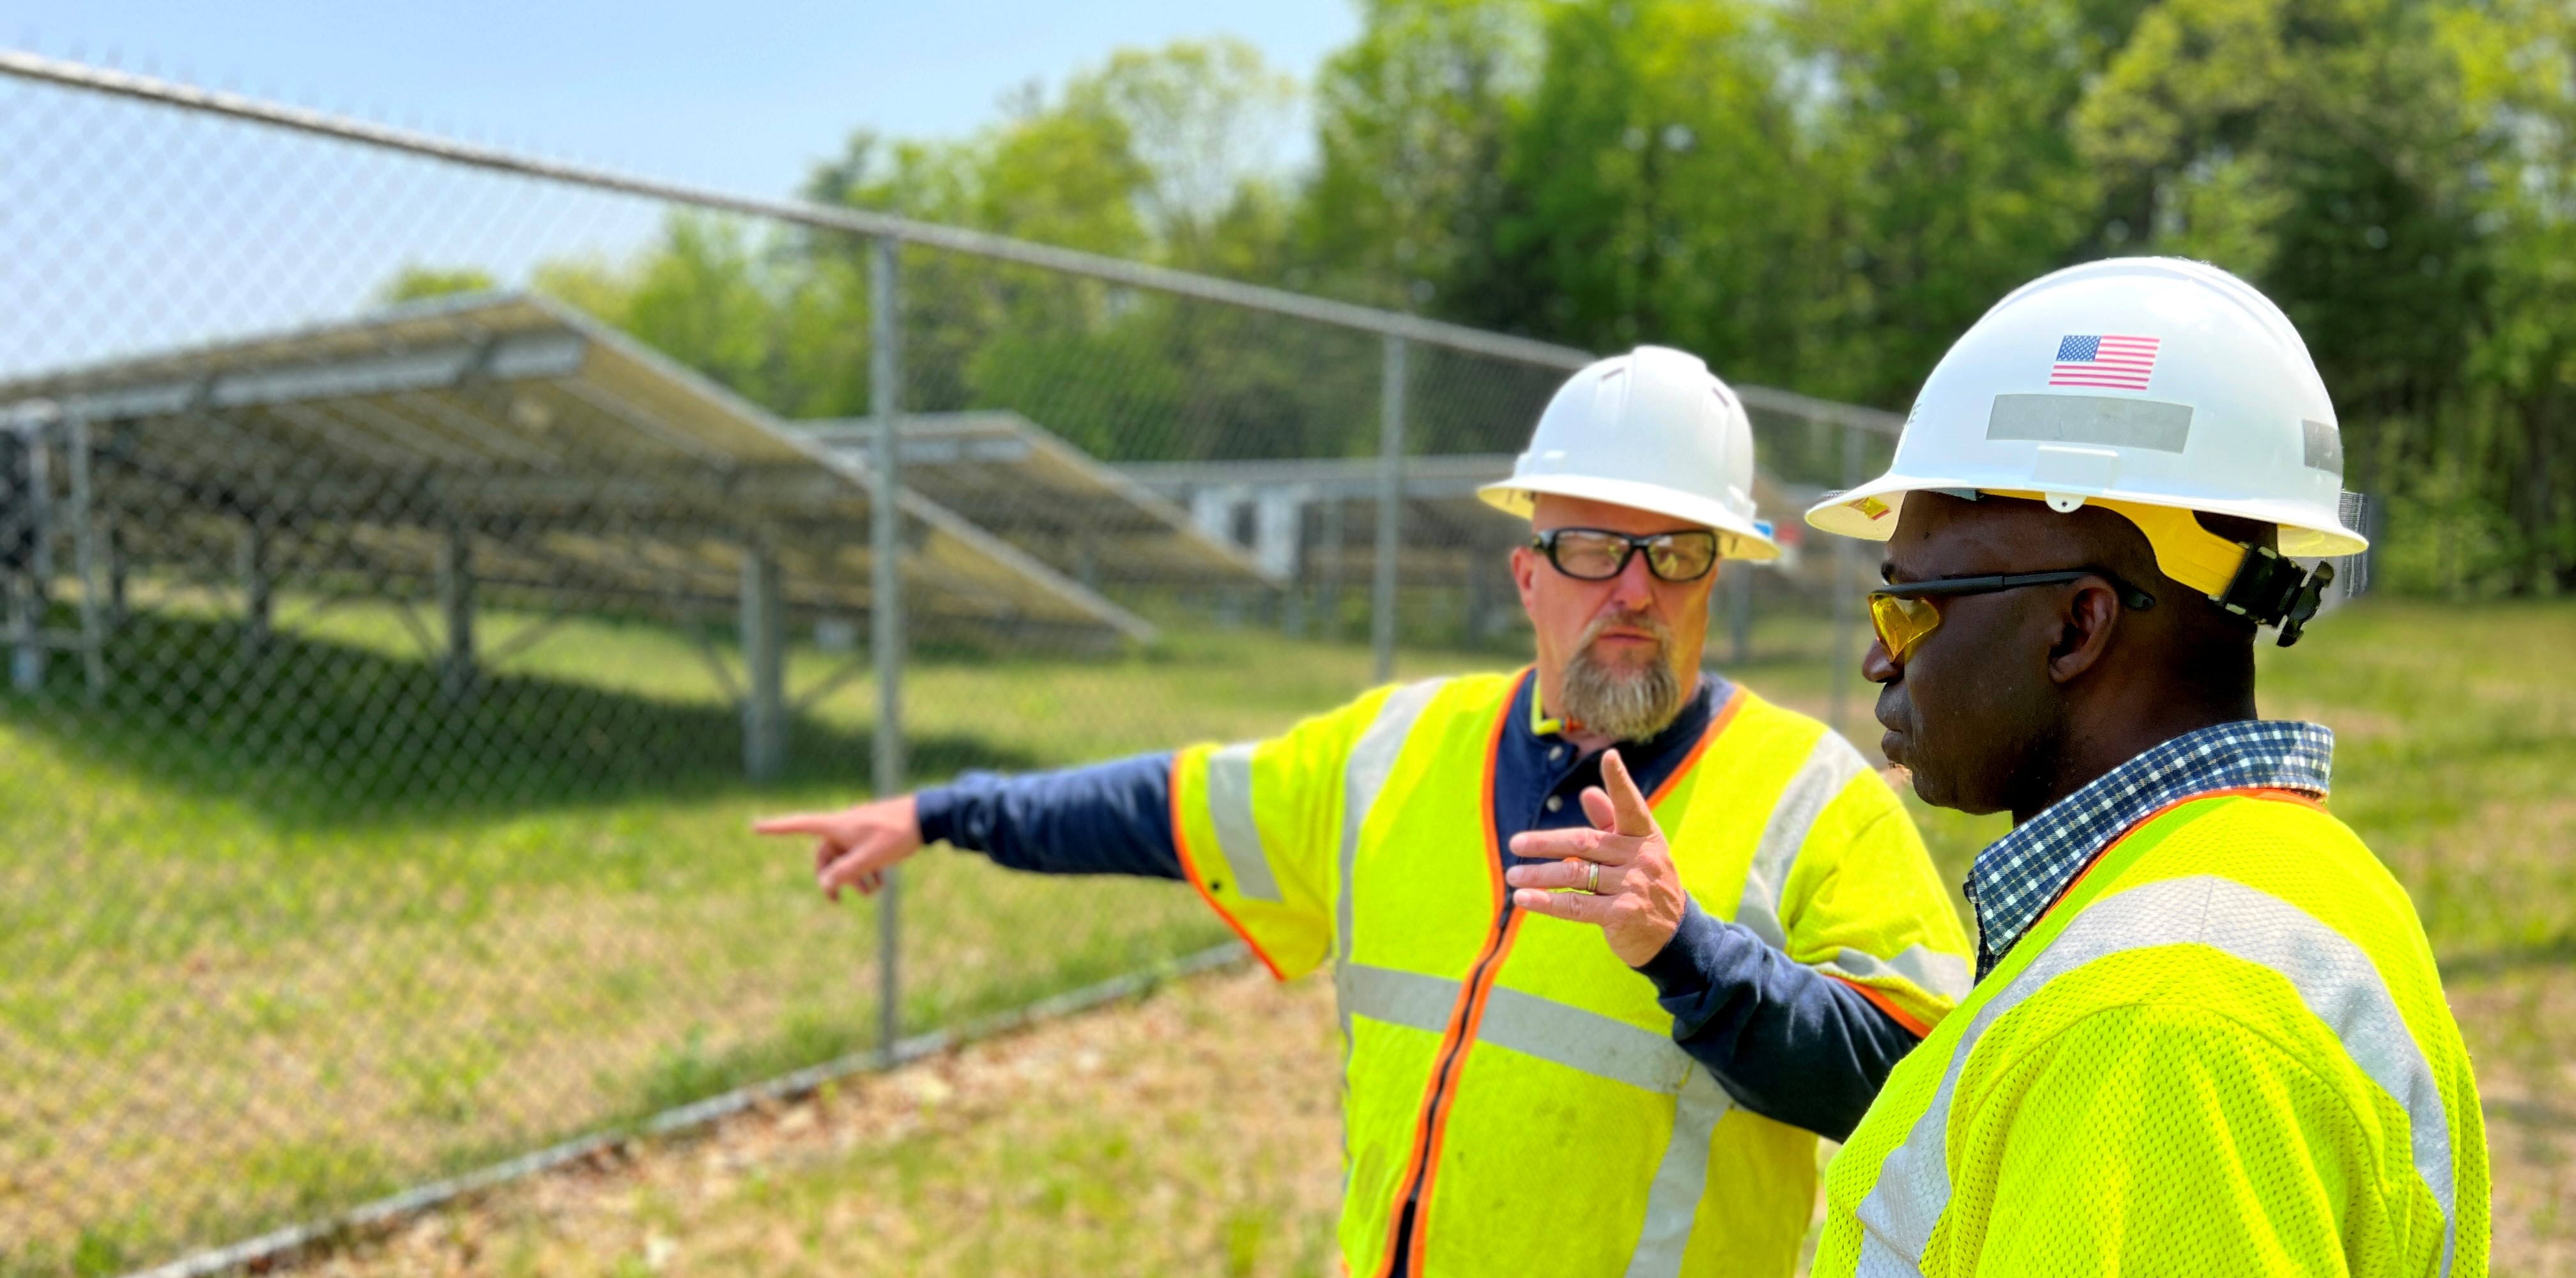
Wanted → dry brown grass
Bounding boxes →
[2452,966,2576,1277]
[302,964,1344,1278]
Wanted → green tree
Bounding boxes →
[376,265,498,303]
[1302,0,1545,311]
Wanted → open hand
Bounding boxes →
[753,795,923,901]
[1502,750,1689,967]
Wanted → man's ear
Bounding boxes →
[2045,579,2126,685]
[1510,544,1541,611]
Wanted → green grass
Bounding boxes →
[0,588,1558,1273]
[7,591,2565,1275]
[290,598,2576,1278]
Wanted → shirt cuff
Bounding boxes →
[1634,895,1736,996]
[913,784,960,848]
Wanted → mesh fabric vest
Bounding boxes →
[1815,791,2489,1277]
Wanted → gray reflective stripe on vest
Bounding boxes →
[1623,1069,1735,1278]
[1852,875,2458,1278]
[1338,962,1455,1036]
[1818,945,1974,1003]
[1205,743,1281,902]
[1340,962,1730,1278]
[1733,731,1872,948]
[1336,680,1448,971]
[1481,987,1696,1095]
[1337,965,1694,1095]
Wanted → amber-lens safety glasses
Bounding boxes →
[1868,569,2156,663]
[1531,528,1720,582]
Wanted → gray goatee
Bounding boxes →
[1557,611,1687,742]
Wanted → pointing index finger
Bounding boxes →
[753,813,837,837]
[1597,749,1657,838]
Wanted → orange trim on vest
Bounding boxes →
[1648,681,1747,806]
[1169,753,1289,983]
[2036,785,2328,934]
[1385,674,1747,1274]
[1377,671,1528,1278]
[1836,975,1934,1037]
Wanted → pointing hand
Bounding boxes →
[753,795,923,901]
[1501,749,1689,967]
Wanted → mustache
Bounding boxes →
[1577,608,1671,652]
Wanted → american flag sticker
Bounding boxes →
[2050,335,2160,390]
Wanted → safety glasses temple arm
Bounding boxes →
[1871,570,2156,610]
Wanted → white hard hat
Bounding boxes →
[1805,257,2365,642]
[1480,346,1779,561]
[1808,257,2365,555]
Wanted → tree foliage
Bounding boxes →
[401,7,2576,593]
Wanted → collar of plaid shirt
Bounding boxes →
[1966,719,2336,978]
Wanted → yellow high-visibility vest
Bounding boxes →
[1815,790,2491,1277]
[1169,670,1971,1277]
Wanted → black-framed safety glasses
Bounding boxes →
[1869,569,2156,663]
[1531,528,1720,582]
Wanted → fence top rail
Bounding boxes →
[0,50,1587,370]
[0,50,1901,437]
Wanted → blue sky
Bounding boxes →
[0,1,1362,195]
[0,3,1365,370]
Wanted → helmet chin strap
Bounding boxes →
[2214,550,2336,646]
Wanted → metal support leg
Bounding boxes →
[740,545,785,782]
[67,417,103,701]
[7,422,47,692]
[237,515,270,668]
[1372,335,1407,685]
[439,522,477,704]
[870,234,908,1063]
[1319,496,1345,644]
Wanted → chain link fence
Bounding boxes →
[0,54,1915,1276]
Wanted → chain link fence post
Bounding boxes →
[1372,334,1406,685]
[870,234,907,1064]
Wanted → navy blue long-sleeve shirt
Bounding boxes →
[915,674,1920,1142]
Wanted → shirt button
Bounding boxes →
[1545,795,1563,812]
[1549,746,1565,761]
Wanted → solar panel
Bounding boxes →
[0,292,1156,648]
[790,412,1279,591]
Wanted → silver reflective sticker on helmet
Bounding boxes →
[1986,393,2193,453]
[2303,420,2344,475]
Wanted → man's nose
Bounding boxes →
[1607,547,1658,608]
[1862,636,1901,685]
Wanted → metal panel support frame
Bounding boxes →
[739,546,785,782]
[236,513,272,669]
[7,417,50,692]
[438,518,477,706]
[870,234,907,1065]
[1372,335,1406,685]
[66,415,105,701]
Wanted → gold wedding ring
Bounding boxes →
[1584,861,1602,895]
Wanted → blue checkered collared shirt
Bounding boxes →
[1966,719,2336,978]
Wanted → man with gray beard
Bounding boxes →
[758,347,1969,1277]
[1561,605,1683,739]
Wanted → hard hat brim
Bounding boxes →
[1481,475,1781,561]
[1803,471,2368,558]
